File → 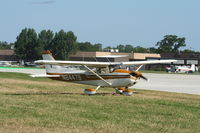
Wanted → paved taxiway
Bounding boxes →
[0,68,200,95]
[133,73,200,95]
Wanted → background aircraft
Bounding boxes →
[0,61,17,66]
[32,50,176,96]
[166,64,197,73]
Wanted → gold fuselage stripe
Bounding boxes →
[47,73,137,81]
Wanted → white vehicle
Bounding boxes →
[175,64,197,73]
[0,61,17,66]
[166,64,197,73]
[32,50,176,96]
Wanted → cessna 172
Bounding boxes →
[32,50,177,96]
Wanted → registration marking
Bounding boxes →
[62,74,82,81]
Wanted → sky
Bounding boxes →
[0,0,200,50]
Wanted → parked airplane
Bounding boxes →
[32,50,176,96]
[166,64,197,73]
[0,61,17,66]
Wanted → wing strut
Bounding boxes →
[136,65,143,71]
[83,65,112,86]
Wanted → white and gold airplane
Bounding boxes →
[32,50,176,96]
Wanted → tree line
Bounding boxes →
[0,41,14,49]
[0,28,198,61]
[105,35,188,53]
[13,28,102,61]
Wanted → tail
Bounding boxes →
[42,50,61,74]
[190,64,196,72]
[42,50,55,60]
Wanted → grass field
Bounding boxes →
[0,66,43,69]
[0,72,200,133]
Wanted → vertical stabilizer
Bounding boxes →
[42,50,57,74]
[190,64,196,72]
[42,50,55,60]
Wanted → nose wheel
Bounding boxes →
[122,89,133,96]
[115,87,126,94]
[115,87,134,96]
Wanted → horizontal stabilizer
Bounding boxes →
[30,74,60,78]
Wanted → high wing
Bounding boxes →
[35,60,112,67]
[35,59,177,66]
[121,60,177,66]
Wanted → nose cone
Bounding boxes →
[130,71,148,81]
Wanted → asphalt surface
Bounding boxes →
[0,68,200,95]
[133,73,200,95]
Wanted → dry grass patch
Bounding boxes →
[0,72,200,133]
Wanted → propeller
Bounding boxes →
[140,75,148,81]
[130,71,148,81]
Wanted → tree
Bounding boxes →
[0,41,11,49]
[133,46,149,53]
[38,30,54,50]
[14,28,39,61]
[77,42,102,52]
[77,42,93,51]
[109,44,150,53]
[156,35,186,53]
[148,47,158,53]
[116,44,125,52]
[37,30,54,58]
[93,43,102,51]
[124,45,134,53]
[51,30,77,60]
[181,49,196,53]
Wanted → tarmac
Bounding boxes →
[133,73,200,95]
[0,67,200,95]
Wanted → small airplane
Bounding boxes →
[166,64,197,73]
[0,61,17,66]
[32,50,177,96]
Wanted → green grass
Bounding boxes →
[0,66,44,69]
[0,72,200,133]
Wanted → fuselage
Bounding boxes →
[48,72,137,88]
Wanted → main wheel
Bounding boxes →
[84,88,96,95]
